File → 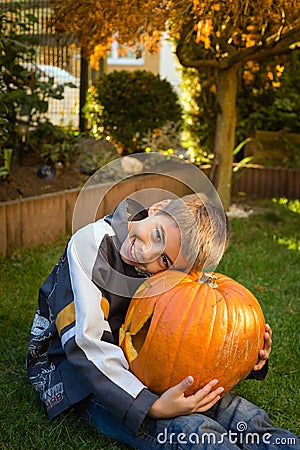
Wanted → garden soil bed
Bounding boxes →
[2,153,299,203]
[0,153,89,202]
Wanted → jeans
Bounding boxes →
[80,392,300,449]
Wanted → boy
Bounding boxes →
[27,193,298,449]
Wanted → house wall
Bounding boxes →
[107,50,160,75]
[106,36,181,92]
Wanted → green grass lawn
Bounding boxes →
[0,198,299,449]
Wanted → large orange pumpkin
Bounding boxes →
[120,271,265,396]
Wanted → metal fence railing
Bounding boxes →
[1,0,82,128]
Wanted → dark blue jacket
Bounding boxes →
[26,198,158,433]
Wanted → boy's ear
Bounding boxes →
[148,199,172,215]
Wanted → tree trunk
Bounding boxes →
[210,64,239,210]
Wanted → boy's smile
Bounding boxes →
[120,213,187,274]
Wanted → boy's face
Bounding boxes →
[120,212,187,274]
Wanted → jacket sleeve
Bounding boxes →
[246,360,268,381]
[57,221,158,433]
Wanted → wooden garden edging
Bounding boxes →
[0,187,78,258]
[0,172,192,257]
[0,165,299,257]
[232,164,300,199]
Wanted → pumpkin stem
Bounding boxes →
[197,272,218,288]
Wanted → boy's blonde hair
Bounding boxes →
[157,193,229,272]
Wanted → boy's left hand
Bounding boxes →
[253,323,272,371]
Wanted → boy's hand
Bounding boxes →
[253,323,272,371]
[148,377,224,419]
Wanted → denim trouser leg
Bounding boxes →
[80,393,300,450]
[205,392,300,450]
[81,397,238,450]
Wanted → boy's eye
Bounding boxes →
[154,227,170,268]
[155,228,161,243]
[161,254,169,268]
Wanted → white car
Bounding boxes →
[34,64,80,88]
[22,63,80,127]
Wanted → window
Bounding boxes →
[107,36,144,66]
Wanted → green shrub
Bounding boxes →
[84,70,182,154]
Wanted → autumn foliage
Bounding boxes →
[51,0,300,208]
[51,0,300,66]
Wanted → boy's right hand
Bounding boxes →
[148,376,224,419]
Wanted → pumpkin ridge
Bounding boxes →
[197,288,229,387]
[248,299,265,365]
[167,284,201,389]
[211,290,230,367]
[130,289,181,388]
[149,285,192,390]
[220,289,258,383]
[175,284,214,391]
[200,288,224,363]
[222,293,241,368]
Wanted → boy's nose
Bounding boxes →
[140,240,164,263]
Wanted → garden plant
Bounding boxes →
[0,6,80,180]
[84,70,182,154]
